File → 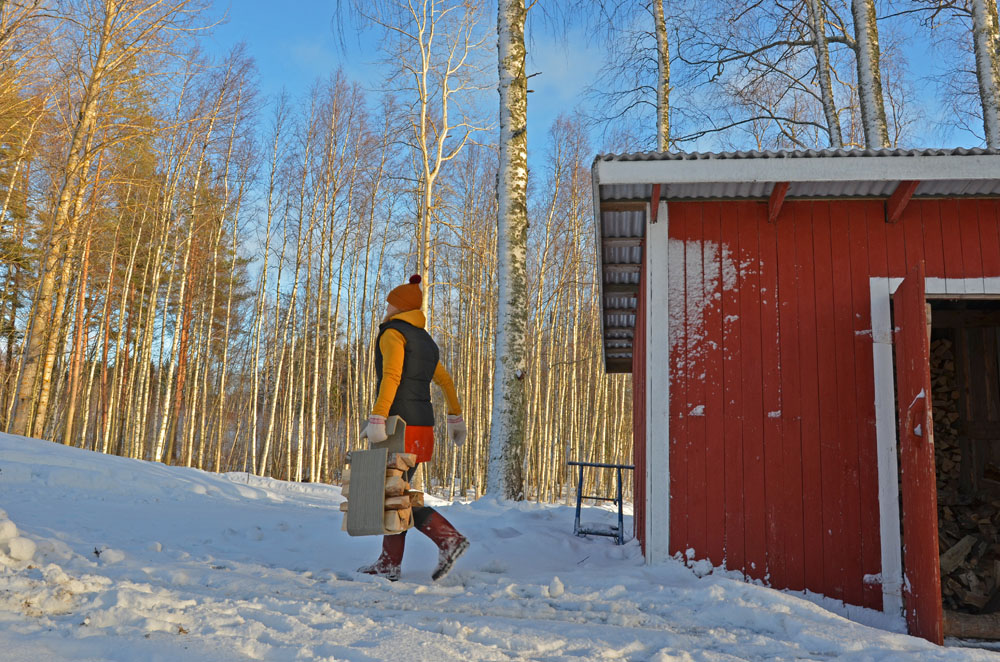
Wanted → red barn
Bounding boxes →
[593,148,1000,644]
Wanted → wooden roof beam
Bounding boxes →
[603,283,639,295]
[604,264,641,274]
[600,201,647,212]
[768,181,790,223]
[603,237,642,248]
[886,180,920,223]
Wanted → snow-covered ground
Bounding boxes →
[1,434,998,661]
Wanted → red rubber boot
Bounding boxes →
[416,510,469,581]
[358,532,406,581]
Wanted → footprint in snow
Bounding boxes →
[491,526,522,539]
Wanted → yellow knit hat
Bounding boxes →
[387,274,423,312]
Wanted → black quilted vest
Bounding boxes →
[375,319,440,426]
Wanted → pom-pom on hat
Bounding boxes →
[387,274,423,312]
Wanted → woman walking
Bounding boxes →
[358,274,469,581]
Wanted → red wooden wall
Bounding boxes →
[660,197,1000,611]
[632,252,647,554]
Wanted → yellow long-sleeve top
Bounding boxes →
[371,309,462,418]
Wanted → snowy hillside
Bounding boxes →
[1,434,998,661]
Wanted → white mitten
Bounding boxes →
[447,415,467,447]
[360,415,387,444]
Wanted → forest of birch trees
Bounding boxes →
[1,0,999,501]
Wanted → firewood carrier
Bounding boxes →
[568,460,634,545]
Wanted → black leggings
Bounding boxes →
[406,465,434,529]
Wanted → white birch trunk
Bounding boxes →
[11,6,111,436]
[851,0,890,148]
[653,0,670,151]
[971,0,1000,147]
[487,0,528,500]
[806,0,844,148]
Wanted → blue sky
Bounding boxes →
[206,1,603,155]
[205,1,979,154]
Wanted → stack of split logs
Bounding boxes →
[933,338,963,494]
[932,337,1000,616]
[341,452,423,534]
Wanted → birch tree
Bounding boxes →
[971,0,1000,146]
[488,0,528,500]
[344,0,488,315]
[909,0,1000,145]
[574,0,674,150]
[805,0,844,146]
[0,0,642,502]
[676,1,890,148]
[851,0,890,147]
[653,0,670,149]
[10,0,206,438]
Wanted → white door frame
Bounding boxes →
[645,200,671,564]
[870,275,1000,617]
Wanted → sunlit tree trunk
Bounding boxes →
[488,0,528,500]
[805,0,843,147]
[971,0,1000,147]
[653,0,670,150]
[851,0,890,148]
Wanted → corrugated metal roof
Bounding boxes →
[601,209,645,236]
[594,147,1000,372]
[601,179,1000,202]
[595,146,1000,162]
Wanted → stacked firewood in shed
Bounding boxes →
[933,338,963,494]
[341,452,423,533]
[932,337,1000,615]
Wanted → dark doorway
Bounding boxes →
[931,299,1000,623]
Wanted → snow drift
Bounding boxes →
[1,433,997,661]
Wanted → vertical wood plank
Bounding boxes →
[833,201,865,607]
[978,199,1000,290]
[851,203,884,610]
[686,204,708,559]
[758,200,785,588]
[721,202,746,575]
[937,199,966,294]
[894,262,943,645]
[776,202,806,591]
[738,201,767,581]
[633,248,648,552]
[813,201,846,602]
[668,203,689,555]
[885,206,908,279]
[702,202,727,567]
[902,200,927,286]
[795,202,825,594]
[958,198,986,293]
[919,200,946,279]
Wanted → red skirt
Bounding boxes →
[405,425,435,464]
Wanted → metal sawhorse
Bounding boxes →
[568,460,634,545]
